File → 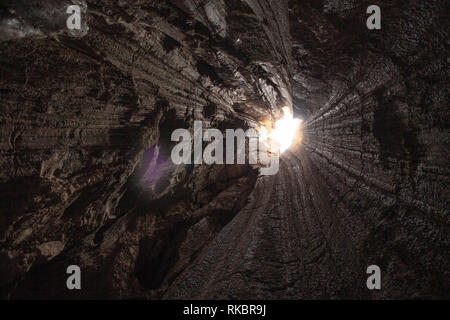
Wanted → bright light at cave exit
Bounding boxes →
[259,106,302,154]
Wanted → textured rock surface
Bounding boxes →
[0,0,448,299]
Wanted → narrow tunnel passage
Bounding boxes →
[0,0,448,300]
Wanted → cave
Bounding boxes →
[0,0,448,300]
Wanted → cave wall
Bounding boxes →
[0,0,291,299]
[293,0,449,298]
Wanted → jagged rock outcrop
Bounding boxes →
[0,0,448,299]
